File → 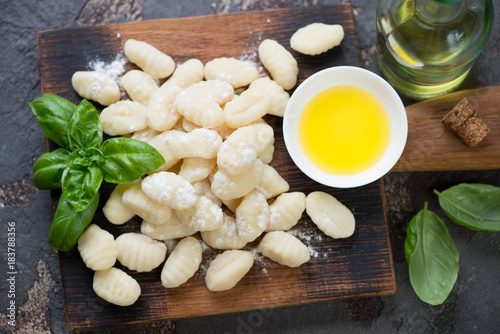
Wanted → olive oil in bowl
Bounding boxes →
[298,85,391,175]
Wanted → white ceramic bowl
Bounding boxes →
[283,66,407,188]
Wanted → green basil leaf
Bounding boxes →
[405,203,459,306]
[68,99,102,150]
[33,148,71,189]
[48,193,99,251]
[99,137,165,183]
[62,164,103,212]
[435,183,500,231]
[29,94,76,150]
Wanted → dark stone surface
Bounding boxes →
[1,0,499,333]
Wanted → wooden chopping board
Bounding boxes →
[36,5,396,332]
[393,86,500,172]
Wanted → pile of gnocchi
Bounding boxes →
[73,22,352,307]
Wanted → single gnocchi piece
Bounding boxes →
[77,224,117,271]
[115,232,167,272]
[201,213,247,250]
[145,84,183,132]
[306,191,355,239]
[236,189,270,242]
[211,159,265,201]
[100,100,148,136]
[224,87,273,128]
[141,213,197,241]
[205,250,254,291]
[256,164,289,199]
[217,123,274,176]
[124,39,175,79]
[266,192,306,231]
[189,79,234,105]
[204,57,259,89]
[121,69,159,106]
[176,195,223,232]
[290,23,344,56]
[161,236,202,288]
[179,157,217,182]
[121,183,172,224]
[174,86,225,128]
[71,71,120,106]
[249,77,290,117]
[162,58,205,90]
[102,182,137,225]
[258,231,310,267]
[141,171,198,210]
[93,267,141,306]
[258,39,298,90]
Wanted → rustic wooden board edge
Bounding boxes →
[35,4,397,331]
[393,86,500,172]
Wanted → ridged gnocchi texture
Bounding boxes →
[249,77,290,117]
[204,57,259,88]
[141,171,198,210]
[201,212,247,250]
[236,189,269,242]
[217,123,274,176]
[71,71,120,106]
[224,87,272,128]
[174,86,225,128]
[205,250,254,291]
[189,79,234,105]
[116,233,167,272]
[100,100,147,136]
[266,192,306,231]
[161,236,202,288]
[102,182,137,225]
[121,69,159,106]
[258,39,298,90]
[305,191,355,239]
[141,213,197,241]
[176,195,223,231]
[290,23,345,56]
[93,267,141,306]
[211,159,265,201]
[162,58,205,90]
[77,224,117,271]
[145,84,183,132]
[124,39,175,79]
[121,183,172,224]
[258,231,310,267]
[256,164,289,199]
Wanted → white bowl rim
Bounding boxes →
[282,66,408,188]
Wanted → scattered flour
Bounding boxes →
[87,53,127,82]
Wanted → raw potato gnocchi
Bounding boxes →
[141,214,197,241]
[236,189,269,242]
[124,39,175,79]
[121,69,159,106]
[141,171,198,210]
[204,57,259,88]
[290,23,344,55]
[161,236,202,288]
[266,192,306,231]
[258,39,298,90]
[162,58,205,90]
[145,84,183,132]
[258,231,310,267]
[100,100,148,136]
[71,71,120,106]
[102,182,137,225]
[176,195,224,231]
[116,233,167,272]
[77,224,117,271]
[174,86,225,128]
[93,267,141,307]
[205,250,254,291]
[249,77,290,117]
[201,212,247,250]
[121,183,173,224]
[224,87,273,128]
[306,191,355,239]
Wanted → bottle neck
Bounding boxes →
[417,0,465,23]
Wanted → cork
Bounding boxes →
[441,98,490,147]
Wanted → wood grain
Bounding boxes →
[37,5,396,332]
[393,86,500,172]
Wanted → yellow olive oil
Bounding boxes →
[298,85,391,175]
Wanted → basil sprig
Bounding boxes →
[406,183,500,305]
[405,203,459,306]
[30,94,165,251]
[435,183,500,231]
